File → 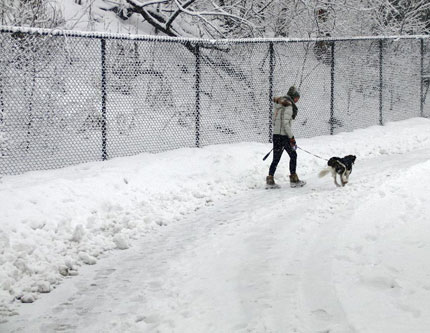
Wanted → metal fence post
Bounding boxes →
[421,38,424,117]
[101,38,108,161]
[330,41,335,135]
[379,39,383,125]
[268,42,274,143]
[195,43,201,148]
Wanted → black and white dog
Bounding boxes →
[319,155,356,187]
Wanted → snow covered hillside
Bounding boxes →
[1,117,430,332]
[54,0,199,36]
[57,0,153,35]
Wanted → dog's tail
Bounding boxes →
[318,168,331,178]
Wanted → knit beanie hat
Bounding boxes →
[287,86,300,99]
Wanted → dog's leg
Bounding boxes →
[340,172,345,187]
[340,170,351,187]
[341,174,347,186]
[331,169,341,187]
[334,173,341,187]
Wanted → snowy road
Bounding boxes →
[3,141,430,333]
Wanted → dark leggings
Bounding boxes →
[269,134,297,176]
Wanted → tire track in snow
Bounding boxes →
[2,185,321,332]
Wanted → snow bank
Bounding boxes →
[0,117,429,311]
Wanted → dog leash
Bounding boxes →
[296,146,328,161]
[262,146,328,161]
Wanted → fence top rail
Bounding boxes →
[1,25,429,45]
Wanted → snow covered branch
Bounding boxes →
[122,0,259,38]
[0,0,63,28]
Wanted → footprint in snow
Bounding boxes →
[311,308,333,321]
[360,275,400,291]
[396,303,421,318]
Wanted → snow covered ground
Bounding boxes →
[1,117,430,332]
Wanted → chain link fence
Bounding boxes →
[0,27,429,175]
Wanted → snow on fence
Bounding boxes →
[0,26,429,175]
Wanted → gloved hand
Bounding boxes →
[290,137,297,150]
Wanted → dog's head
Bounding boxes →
[342,155,356,169]
[340,155,356,185]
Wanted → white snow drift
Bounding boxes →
[1,118,430,332]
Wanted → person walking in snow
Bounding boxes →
[266,86,306,188]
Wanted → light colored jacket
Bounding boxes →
[272,96,294,137]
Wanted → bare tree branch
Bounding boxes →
[126,0,178,36]
[166,0,196,30]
